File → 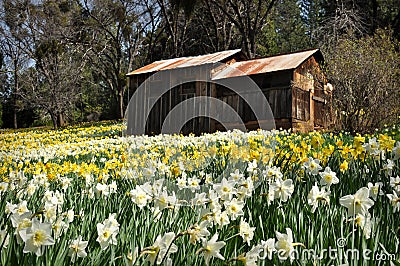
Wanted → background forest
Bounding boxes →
[0,0,399,132]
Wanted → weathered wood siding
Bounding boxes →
[127,53,330,135]
[292,55,330,132]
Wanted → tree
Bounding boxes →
[299,0,325,47]
[11,0,91,129]
[189,0,241,54]
[79,0,146,119]
[210,0,276,58]
[268,0,311,54]
[154,0,199,57]
[325,29,400,133]
[0,0,30,129]
[317,0,368,49]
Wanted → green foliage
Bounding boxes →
[325,29,400,133]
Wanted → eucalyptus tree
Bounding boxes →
[209,0,277,59]
[1,0,92,129]
[78,0,149,119]
[0,0,30,128]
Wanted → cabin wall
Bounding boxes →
[127,53,330,135]
[130,66,213,135]
[213,71,293,131]
[292,56,329,132]
[253,72,293,130]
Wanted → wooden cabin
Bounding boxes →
[126,49,332,135]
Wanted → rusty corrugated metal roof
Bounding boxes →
[127,49,242,76]
[212,49,320,80]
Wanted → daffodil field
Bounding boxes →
[0,121,399,265]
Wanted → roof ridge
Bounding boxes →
[153,48,242,63]
[248,48,319,61]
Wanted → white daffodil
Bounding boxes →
[260,238,276,260]
[5,202,17,215]
[10,212,32,244]
[26,181,38,196]
[145,232,178,265]
[176,176,187,190]
[319,167,339,188]
[60,176,71,191]
[214,178,236,201]
[387,191,400,213]
[0,182,9,196]
[392,141,400,160]
[109,181,117,193]
[224,198,244,220]
[275,228,303,263]
[66,209,75,223]
[43,203,57,223]
[275,228,294,262]
[303,157,322,176]
[241,244,262,266]
[187,176,201,192]
[352,213,372,239]
[187,220,211,244]
[213,210,230,228]
[383,159,395,176]
[239,218,256,245]
[208,189,221,212]
[155,189,175,210]
[247,160,258,176]
[96,214,119,250]
[263,166,283,181]
[229,169,244,183]
[0,229,10,249]
[54,218,69,239]
[237,177,254,199]
[270,178,294,202]
[390,176,400,192]
[363,137,380,156]
[96,183,110,197]
[129,185,152,209]
[307,183,330,213]
[200,233,226,266]
[339,187,374,216]
[16,201,30,216]
[68,236,88,262]
[19,218,55,256]
[53,190,65,207]
[104,213,120,229]
[96,223,118,250]
[265,186,276,205]
[367,182,384,201]
[191,192,208,206]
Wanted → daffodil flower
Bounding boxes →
[19,218,55,256]
[68,236,88,262]
[198,233,226,266]
[339,187,374,216]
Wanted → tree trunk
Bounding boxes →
[50,111,58,130]
[118,89,124,119]
[13,69,18,129]
[13,95,18,129]
[58,113,65,127]
[13,110,17,129]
